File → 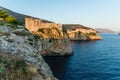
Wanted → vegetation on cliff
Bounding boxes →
[0,54,37,80]
[0,26,57,80]
[37,27,63,39]
[0,9,18,27]
[0,6,53,25]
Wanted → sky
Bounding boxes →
[0,0,120,31]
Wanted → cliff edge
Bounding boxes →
[0,26,57,80]
[63,24,102,40]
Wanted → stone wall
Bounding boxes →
[25,17,62,33]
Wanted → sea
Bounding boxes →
[44,34,120,80]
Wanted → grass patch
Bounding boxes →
[0,54,37,80]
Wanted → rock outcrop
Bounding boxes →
[0,26,57,80]
[39,38,73,56]
[63,24,102,40]
[29,27,73,56]
[0,7,73,79]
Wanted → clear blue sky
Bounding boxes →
[0,0,120,31]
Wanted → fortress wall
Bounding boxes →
[25,17,62,33]
[40,23,62,30]
[25,18,36,32]
[25,18,32,31]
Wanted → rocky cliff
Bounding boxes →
[0,26,57,80]
[63,24,102,40]
[0,6,73,56]
[35,27,73,56]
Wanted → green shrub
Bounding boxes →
[52,27,61,36]
[34,34,40,39]
[0,9,18,27]
[27,38,33,42]
[49,39,52,42]
[38,28,44,33]
[0,10,8,19]
[5,15,18,25]
[78,31,82,35]
[89,32,97,36]
[7,38,14,43]
[0,20,5,26]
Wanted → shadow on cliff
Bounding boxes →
[43,56,72,79]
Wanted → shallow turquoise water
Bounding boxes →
[44,34,120,80]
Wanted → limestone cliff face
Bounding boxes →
[32,27,73,56]
[63,24,102,40]
[38,38,73,56]
[0,26,57,80]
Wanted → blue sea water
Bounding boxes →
[44,34,120,80]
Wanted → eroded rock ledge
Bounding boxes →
[0,26,57,80]
[39,39,73,56]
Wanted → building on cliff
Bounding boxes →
[25,17,62,33]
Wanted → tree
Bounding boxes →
[78,31,82,35]
[0,10,8,19]
[5,15,17,25]
[0,9,18,27]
